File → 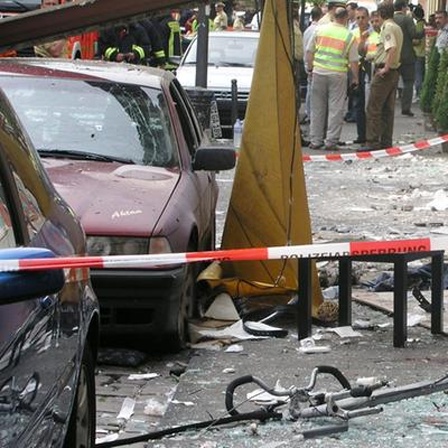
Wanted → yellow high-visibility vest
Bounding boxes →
[366,31,380,61]
[314,23,355,72]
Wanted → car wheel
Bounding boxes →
[64,344,96,448]
[166,263,196,352]
[166,239,199,352]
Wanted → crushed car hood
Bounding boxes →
[43,158,179,235]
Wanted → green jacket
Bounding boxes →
[393,11,424,64]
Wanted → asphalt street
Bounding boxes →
[94,101,448,448]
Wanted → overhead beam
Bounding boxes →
[0,0,190,52]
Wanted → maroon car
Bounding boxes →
[0,58,235,351]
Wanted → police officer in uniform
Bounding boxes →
[358,2,403,152]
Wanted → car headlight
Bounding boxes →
[86,237,149,256]
[149,237,172,254]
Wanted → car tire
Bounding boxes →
[165,262,196,353]
[64,343,96,448]
[165,237,200,353]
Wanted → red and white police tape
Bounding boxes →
[302,133,448,162]
[2,236,448,273]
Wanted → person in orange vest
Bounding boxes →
[365,11,381,64]
[306,6,359,151]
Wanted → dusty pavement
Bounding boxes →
[94,103,448,447]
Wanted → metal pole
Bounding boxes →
[300,0,306,31]
[195,2,209,88]
[298,258,312,340]
[231,78,238,133]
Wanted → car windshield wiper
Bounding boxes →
[6,0,34,11]
[37,149,135,164]
[221,62,253,67]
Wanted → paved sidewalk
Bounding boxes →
[300,99,439,156]
[159,306,448,448]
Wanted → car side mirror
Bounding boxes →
[192,146,236,171]
[0,247,65,305]
[168,55,182,67]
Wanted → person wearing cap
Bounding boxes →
[233,11,246,30]
[358,2,403,153]
[306,7,359,151]
[213,2,228,31]
[318,0,348,25]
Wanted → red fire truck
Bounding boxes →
[0,0,99,59]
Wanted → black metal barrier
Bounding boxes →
[297,251,445,348]
[184,87,222,139]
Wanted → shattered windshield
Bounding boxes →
[1,77,179,168]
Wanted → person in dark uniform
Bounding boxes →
[358,2,403,152]
[139,19,167,67]
[153,12,183,69]
[99,22,150,64]
[393,0,424,117]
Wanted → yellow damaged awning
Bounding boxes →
[216,0,323,316]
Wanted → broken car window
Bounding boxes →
[1,78,179,168]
